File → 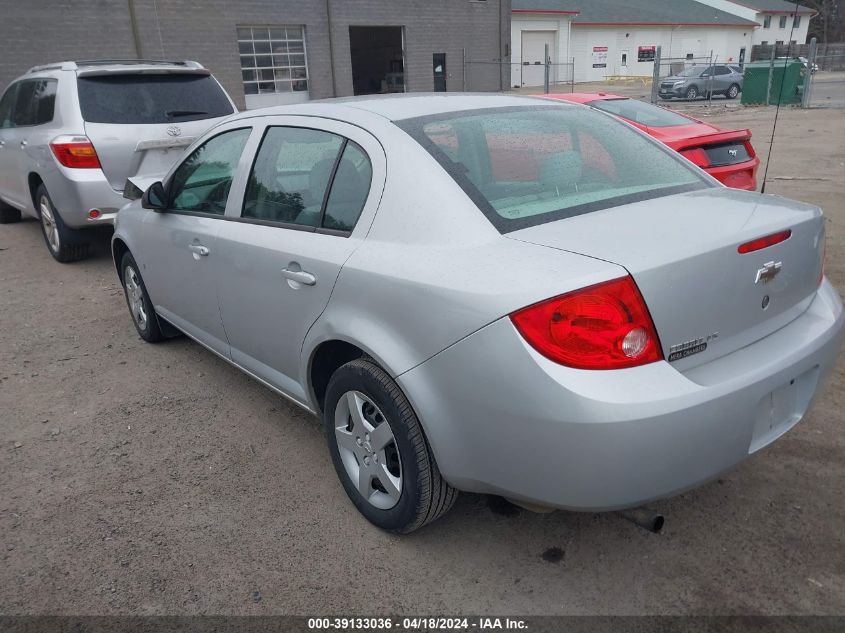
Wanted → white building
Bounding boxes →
[694,0,816,46]
[512,0,761,86]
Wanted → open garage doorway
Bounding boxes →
[349,26,405,95]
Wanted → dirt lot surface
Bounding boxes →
[1,104,844,616]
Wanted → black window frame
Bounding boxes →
[237,124,372,237]
[0,83,17,129]
[395,105,711,234]
[164,126,254,218]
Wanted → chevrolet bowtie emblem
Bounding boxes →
[755,261,782,284]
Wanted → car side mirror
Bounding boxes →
[142,181,168,211]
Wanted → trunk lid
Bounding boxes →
[84,119,219,190]
[507,188,825,370]
[77,71,236,190]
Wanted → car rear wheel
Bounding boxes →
[726,84,740,99]
[685,86,699,100]
[120,252,164,343]
[324,358,457,533]
[0,203,21,224]
[36,184,89,263]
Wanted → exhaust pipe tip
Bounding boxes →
[622,507,665,533]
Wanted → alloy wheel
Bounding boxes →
[39,195,60,253]
[334,390,402,510]
[123,265,148,331]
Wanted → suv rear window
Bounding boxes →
[77,73,234,124]
[398,106,709,233]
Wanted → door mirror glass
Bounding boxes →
[142,181,168,211]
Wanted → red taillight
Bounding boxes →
[737,230,792,254]
[50,135,101,169]
[681,147,710,168]
[510,276,663,370]
[744,140,756,158]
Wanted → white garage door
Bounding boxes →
[521,31,555,87]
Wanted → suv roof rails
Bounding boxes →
[27,59,203,74]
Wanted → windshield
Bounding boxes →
[398,106,710,233]
[677,66,707,77]
[587,98,694,128]
[77,73,234,124]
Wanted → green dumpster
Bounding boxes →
[741,58,807,105]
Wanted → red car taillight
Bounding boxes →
[681,147,710,168]
[50,135,101,169]
[510,276,663,370]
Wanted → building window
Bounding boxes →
[793,15,801,28]
[237,26,308,96]
[761,41,768,46]
[779,15,787,28]
[763,15,771,28]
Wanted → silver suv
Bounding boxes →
[0,60,236,262]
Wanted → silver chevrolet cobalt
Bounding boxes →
[113,95,843,533]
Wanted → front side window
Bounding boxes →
[77,74,234,124]
[169,128,251,214]
[0,84,16,129]
[398,106,709,233]
[237,26,308,95]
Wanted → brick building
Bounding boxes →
[0,0,511,109]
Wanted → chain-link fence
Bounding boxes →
[462,47,574,94]
[648,51,719,105]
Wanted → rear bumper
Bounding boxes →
[706,157,760,191]
[44,167,125,228]
[398,281,843,510]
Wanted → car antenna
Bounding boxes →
[760,1,801,194]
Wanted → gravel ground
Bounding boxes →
[1,105,844,616]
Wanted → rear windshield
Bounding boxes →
[77,73,234,124]
[586,98,693,128]
[397,106,709,233]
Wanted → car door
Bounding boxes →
[714,65,732,92]
[137,124,256,356]
[0,83,19,205]
[11,79,58,207]
[214,117,385,405]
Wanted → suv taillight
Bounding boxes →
[50,135,101,169]
[510,276,663,370]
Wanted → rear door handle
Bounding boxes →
[281,267,317,286]
[188,244,209,257]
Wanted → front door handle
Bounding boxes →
[19,140,27,148]
[188,243,209,257]
[281,267,317,286]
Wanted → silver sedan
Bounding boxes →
[112,95,843,533]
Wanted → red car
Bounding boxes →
[542,93,760,191]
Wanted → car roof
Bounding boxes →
[542,92,626,104]
[229,93,572,123]
[25,59,205,77]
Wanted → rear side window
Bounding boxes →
[586,98,693,128]
[0,85,15,128]
[12,79,57,126]
[398,106,709,233]
[77,73,234,124]
[242,126,372,233]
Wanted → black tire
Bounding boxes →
[0,204,21,224]
[120,251,164,343]
[324,358,457,533]
[35,184,89,263]
[726,83,740,100]
[685,85,699,100]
